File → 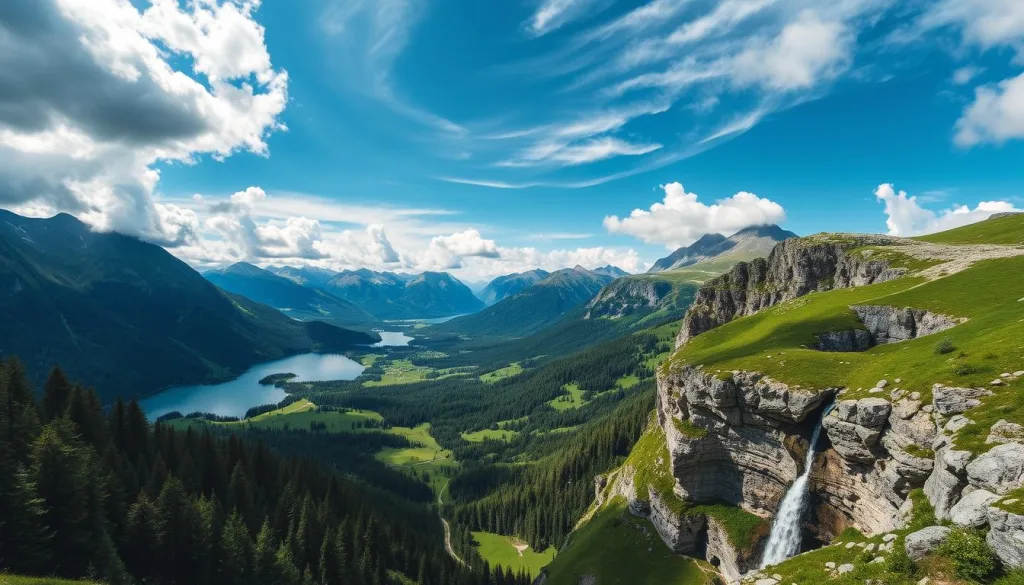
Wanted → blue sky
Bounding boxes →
[2,0,1023,279]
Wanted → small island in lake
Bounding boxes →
[258,372,297,386]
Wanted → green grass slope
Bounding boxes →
[669,256,1023,415]
[915,212,1023,245]
[471,531,555,577]
[541,497,712,585]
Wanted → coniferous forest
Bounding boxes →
[0,359,532,585]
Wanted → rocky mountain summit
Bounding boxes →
[649,225,798,273]
[552,215,1024,585]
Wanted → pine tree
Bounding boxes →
[254,519,279,584]
[123,491,161,580]
[276,541,302,585]
[31,420,93,576]
[220,510,254,585]
[41,366,73,421]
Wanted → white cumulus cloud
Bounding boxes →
[0,0,288,245]
[874,183,1020,236]
[603,182,787,248]
[954,72,1024,146]
[733,12,852,91]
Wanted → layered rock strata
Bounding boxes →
[677,238,904,347]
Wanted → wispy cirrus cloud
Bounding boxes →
[320,0,465,135]
[450,0,903,188]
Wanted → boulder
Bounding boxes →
[949,490,998,528]
[904,526,951,561]
[837,564,854,575]
[857,398,892,428]
[822,416,878,462]
[987,420,1024,446]
[966,443,1024,494]
[933,386,991,416]
[986,506,1024,569]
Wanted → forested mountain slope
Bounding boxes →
[476,269,549,306]
[0,361,515,585]
[0,210,376,403]
[433,266,613,338]
[206,262,376,326]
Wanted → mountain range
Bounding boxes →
[434,265,616,337]
[0,210,377,403]
[476,269,550,306]
[648,224,797,272]
[207,262,376,326]
[320,268,484,319]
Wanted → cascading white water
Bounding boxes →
[760,407,832,567]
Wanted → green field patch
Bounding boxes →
[0,576,102,585]
[462,428,519,442]
[543,497,712,585]
[540,425,579,435]
[165,399,385,434]
[616,374,640,389]
[548,383,587,411]
[480,362,524,383]
[364,359,434,386]
[471,531,555,577]
[375,423,457,493]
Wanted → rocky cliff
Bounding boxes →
[676,236,905,347]
[632,228,1024,582]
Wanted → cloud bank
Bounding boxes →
[603,182,787,248]
[874,183,1020,236]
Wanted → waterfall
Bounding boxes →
[760,406,832,567]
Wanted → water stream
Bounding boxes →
[760,406,832,567]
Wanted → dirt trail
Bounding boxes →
[438,484,468,568]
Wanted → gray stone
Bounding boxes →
[966,443,1024,494]
[949,489,998,527]
[945,415,973,433]
[857,398,892,427]
[933,386,991,415]
[755,579,778,585]
[871,557,885,564]
[838,564,855,575]
[883,533,897,542]
[825,562,836,569]
[904,526,951,561]
[987,420,1024,445]
[986,507,1024,568]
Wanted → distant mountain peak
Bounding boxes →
[648,223,797,273]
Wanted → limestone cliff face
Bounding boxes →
[656,366,928,537]
[657,366,832,514]
[655,364,1024,572]
[676,237,904,347]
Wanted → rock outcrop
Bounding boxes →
[607,446,764,582]
[904,526,951,561]
[658,366,832,513]
[986,506,1024,568]
[677,237,904,346]
[585,277,680,319]
[850,305,963,344]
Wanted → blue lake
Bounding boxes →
[139,352,366,420]
[373,330,414,346]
